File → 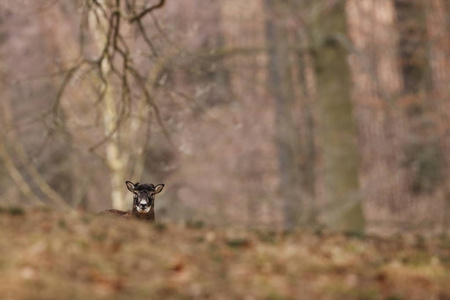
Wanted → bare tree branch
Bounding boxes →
[0,141,45,207]
[129,0,165,23]
[128,65,176,149]
[1,96,70,210]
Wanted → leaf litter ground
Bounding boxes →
[0,208,449,300]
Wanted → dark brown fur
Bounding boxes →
[122,209,155,221]
[98,209,128,217]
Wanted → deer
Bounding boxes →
[99,181,165,222]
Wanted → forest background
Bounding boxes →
[1,0,449,235]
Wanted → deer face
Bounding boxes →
[126,181,164,213]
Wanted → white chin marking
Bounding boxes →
[136,206,151,213]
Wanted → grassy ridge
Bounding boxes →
[0,208,449,300]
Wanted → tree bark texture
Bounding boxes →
[314,0,365,231]
[265,0,303,229]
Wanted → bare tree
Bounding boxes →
[51,0,174,210]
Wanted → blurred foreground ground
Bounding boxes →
[0,208,449,300]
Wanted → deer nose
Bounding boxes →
[139,200,147,206]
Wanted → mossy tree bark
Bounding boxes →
[313,0,365,231]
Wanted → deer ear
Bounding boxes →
[125,181,136,192]
[154,184,164,194]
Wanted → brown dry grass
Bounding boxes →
[0,208,449,300]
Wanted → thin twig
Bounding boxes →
[128,66,176,149]
[129,0,165,23]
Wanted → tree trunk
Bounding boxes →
[393,0,429,94]
[264,0,303,229]
[89,1,128,210]
[295,15,318,225]
[314,0,365,231]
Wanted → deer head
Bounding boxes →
[125,181,164,214]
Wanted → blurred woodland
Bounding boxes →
[0,0,449,235]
